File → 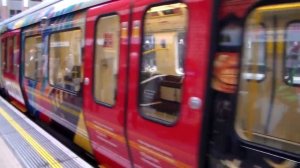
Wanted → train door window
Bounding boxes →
[139,3,188,124]
[49,29,82,92]
[285,23,300,85]
[6,37,13,73]
[13,36,18,75]
[1,40,6,71]
[236,5,300,155]
[24,35,42,81]
[94,15,120,106]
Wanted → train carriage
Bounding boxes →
[0,0,299,167]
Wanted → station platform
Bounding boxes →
[0,97,93,168]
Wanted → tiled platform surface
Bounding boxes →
[0,97,93,168]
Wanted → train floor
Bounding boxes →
[0,97,93,168]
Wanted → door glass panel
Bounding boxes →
[139,3,188,124]
[24,35,42,80]
[236,4,300,155]
[94,15,120,106]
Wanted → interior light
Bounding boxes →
[2,0,7,6]
[24,0,29,8]
[147,3,187,13]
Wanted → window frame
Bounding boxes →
[92,13,121,108]
[48,27,83,94]
[137,2,189,126]
[24,34,43,81]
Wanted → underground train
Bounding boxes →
[0,0,299,167]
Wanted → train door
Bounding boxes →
[126,0,214,167]
[236,3,300,164]
[83,0,132,167]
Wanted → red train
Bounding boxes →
[0,0,299,167]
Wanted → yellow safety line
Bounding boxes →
[0,108,62,168]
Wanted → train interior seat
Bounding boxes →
[151,75,182,115]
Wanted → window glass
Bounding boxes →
[236,6,300,155]
[1,40,6,72]
[9,10,21,17]
[10,10,16,17]
[24,35,42,80]
[139,3,188,124]
[285,23,300,85]
[49,29,82,92]
[243,24,266,81]
[13,36,18,75]
[6,37,13,73]
[94,15,120,106]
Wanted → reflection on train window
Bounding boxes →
[13,36,18,75]
[6,37,13,73]
[236,6,300,155]
[139,3,187,124]
[285,23,300,85]
[142,35,156,73]
[243,24,266,81]
[1,40,6,71]
[24,35,42,80]
[94,15,120,106]
[49,29,82,92]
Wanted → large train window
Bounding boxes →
[24,35,42,80]
[94,15,120,106]
[285,23,300,85]
[139,3,187,124]
[49,29,82,92]
[236,5,300,155]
